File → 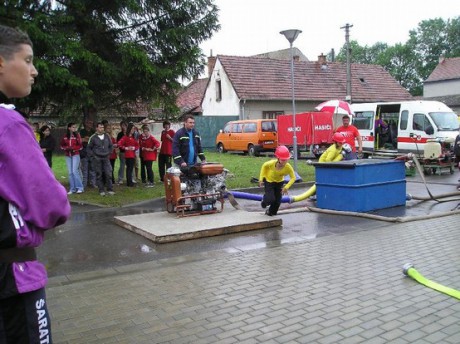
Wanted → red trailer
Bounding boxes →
[277,112,334,157]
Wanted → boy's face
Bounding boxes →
[96,124,105,134]
[0,44,38,98]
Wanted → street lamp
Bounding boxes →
[280,29,302,173]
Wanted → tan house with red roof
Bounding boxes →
[424,57,460,113]
[200,54,413,119]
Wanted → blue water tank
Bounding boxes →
[313,159,406,212]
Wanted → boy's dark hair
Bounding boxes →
[141,124,149,130]
[0,25,33,60]
[184,114,195,122]
[163,120,170,127]
[96,122,104,127]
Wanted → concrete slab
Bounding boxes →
[113,207,282,243]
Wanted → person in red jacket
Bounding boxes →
[60,122,84,194]
[139,124,161,187]
[159,120,175,181]
[117,123,139,187]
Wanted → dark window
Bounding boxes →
[232,123,243,133]
[262,111,284,119]
[243,123,256,133]
[352,111,373,130]
[261,121,276,132]
[216,79,222,102]
[400,110,408,130]
[223,123,231,133]
[413,113,430,131]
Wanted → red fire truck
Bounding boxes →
[277,112,334,157]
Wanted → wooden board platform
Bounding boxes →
[114,207,282,243]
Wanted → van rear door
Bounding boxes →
[260,120,277,149]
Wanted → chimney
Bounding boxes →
[318,53,327,65]
[207,51,216,78]
[439,55,445,64]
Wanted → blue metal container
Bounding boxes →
[313,159,406,212]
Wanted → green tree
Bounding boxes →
[336,41,388,65]
[335,16,460,96]
[1,0,220,122]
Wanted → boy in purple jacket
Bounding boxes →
[0,25,71,343]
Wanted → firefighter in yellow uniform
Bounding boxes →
[292,133,346,202]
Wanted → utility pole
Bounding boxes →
[340,23,353,103]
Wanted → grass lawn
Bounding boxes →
[53,151,316,207]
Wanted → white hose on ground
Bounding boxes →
[278,205,460,223]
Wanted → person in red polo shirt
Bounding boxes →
[335,115,363,159]
[139,124,161,187]
[159,120,175,181]
[117,123,139,187]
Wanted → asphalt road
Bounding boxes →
[40,169,460,278]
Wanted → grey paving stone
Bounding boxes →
[47,215,460,343]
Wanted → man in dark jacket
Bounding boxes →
[172,115,206,167]
[87,122,115,196]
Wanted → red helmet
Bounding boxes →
[332,132,346,144]
[275,145,291,160]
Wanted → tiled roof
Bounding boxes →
[217,55,413,103]
[425,57,460,82]
[176,78,209,113]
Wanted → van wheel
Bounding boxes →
[248,144,258,157]
[217,143,226,153]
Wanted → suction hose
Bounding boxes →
[403,263,460,300]
[229,191,291,203]
[291,184,316,203]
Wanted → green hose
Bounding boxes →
[403,263,460,300]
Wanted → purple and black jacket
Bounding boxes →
[0,103,70,298]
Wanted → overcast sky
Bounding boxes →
[200,0,459,63]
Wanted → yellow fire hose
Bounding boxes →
[403,263,460,300]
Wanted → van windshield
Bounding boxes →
[429,112,459,131]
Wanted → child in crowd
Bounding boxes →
[105,123,118,184]
[159,120,175,181]
[117,123,139,187]
[139,124,161,187]
[60,122,84,194]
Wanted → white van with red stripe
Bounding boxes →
[351,101,459,157]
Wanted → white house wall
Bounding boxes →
[240,100,315,119]
[201,58,325,118]
[202,59,240,116]
[424,79,460,97]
